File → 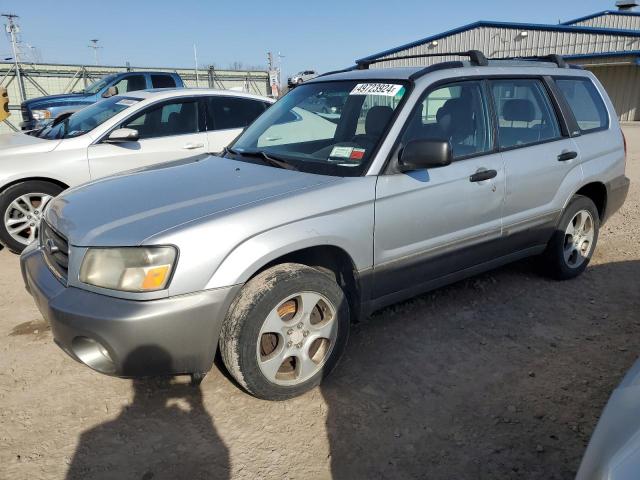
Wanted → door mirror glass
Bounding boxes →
[102,86,118,98]
[105,127,139,143]
[399,139,452,171]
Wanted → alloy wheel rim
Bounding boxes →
[563,209,595,269]
[3,193,52,246]
[257,291,338,386]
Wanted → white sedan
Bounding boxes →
[0,89,274,252]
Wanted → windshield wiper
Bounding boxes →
[225,147,298,171]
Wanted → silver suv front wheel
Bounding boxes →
[220,263,350,400]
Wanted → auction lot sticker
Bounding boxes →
[350,83,404,97]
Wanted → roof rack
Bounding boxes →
[489,54,570,68]
[314,51,574,82]
[355,50,489,69]
[314,65,358,79]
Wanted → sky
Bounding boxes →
[0,0,615,78]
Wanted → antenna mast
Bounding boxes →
[88,38,102,66]
[2,13,26,102]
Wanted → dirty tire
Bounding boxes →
[219,263,350,401]
[0,180,63,254]
[542,195,600,280]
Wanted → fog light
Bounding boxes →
[72,337,116,374]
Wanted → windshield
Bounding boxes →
[229,80,408,176]
[34,96,140,140]
[79,74,117,95]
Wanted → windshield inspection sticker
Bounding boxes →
[350,83,404,97]
[330,146,354,159]
[350,148,365,160]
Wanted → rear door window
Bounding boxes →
[205,97,267,131]
[555,78,609,133]
[490,79,561,149]
[151,75,177,89]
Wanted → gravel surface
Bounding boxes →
[1,127,639,480]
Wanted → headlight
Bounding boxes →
[31,109,52,120]
[79,247,177,292]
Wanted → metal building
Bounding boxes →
[358,0,640,121]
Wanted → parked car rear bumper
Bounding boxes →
[20,246,240,377]
[604,175,630,223]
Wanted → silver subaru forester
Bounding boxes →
[21,51,630,400]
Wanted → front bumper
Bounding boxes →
[21,247,240,377]
[20,118,52,131]
[20,119,36,131]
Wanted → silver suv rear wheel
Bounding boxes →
[542,195,600,280]
[563,209,595,269]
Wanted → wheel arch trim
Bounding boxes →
[0,176,69,195]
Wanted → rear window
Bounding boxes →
[151,75,177,89]
[555,78,609,133]
[491,79,562,149]
[205,97,267,131]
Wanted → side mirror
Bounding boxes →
[398,139,452,172]
[51,111,73,126]
[105,127,139,143]
[102,86,118,98]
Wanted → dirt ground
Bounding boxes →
[1,127,639,480]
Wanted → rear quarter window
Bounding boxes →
[205,97,267,131]
[555,78,609,133]
[151,75,177,89]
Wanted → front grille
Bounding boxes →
[21,104,31,122]
[41,222,69,281]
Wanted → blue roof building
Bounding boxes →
[360,1,640,121]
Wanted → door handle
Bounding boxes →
[558,150,578,162]
[183,142,205,150]
[469,169,497,183]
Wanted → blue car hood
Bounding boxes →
[23,93,92,109]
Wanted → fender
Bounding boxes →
[204,206,374,290]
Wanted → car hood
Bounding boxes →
[45,155,339,246]
[0,132,60,154]
[24,93,89,108]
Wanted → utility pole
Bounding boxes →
[193,43,199,87]
[277,52,285,89]
[267,52,278,97]
[2,13,26,103]
[88,39,102,66]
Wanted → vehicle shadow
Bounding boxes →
[321,259,640,480]
[66,346,230,480]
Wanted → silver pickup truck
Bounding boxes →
[21,51,630,400]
